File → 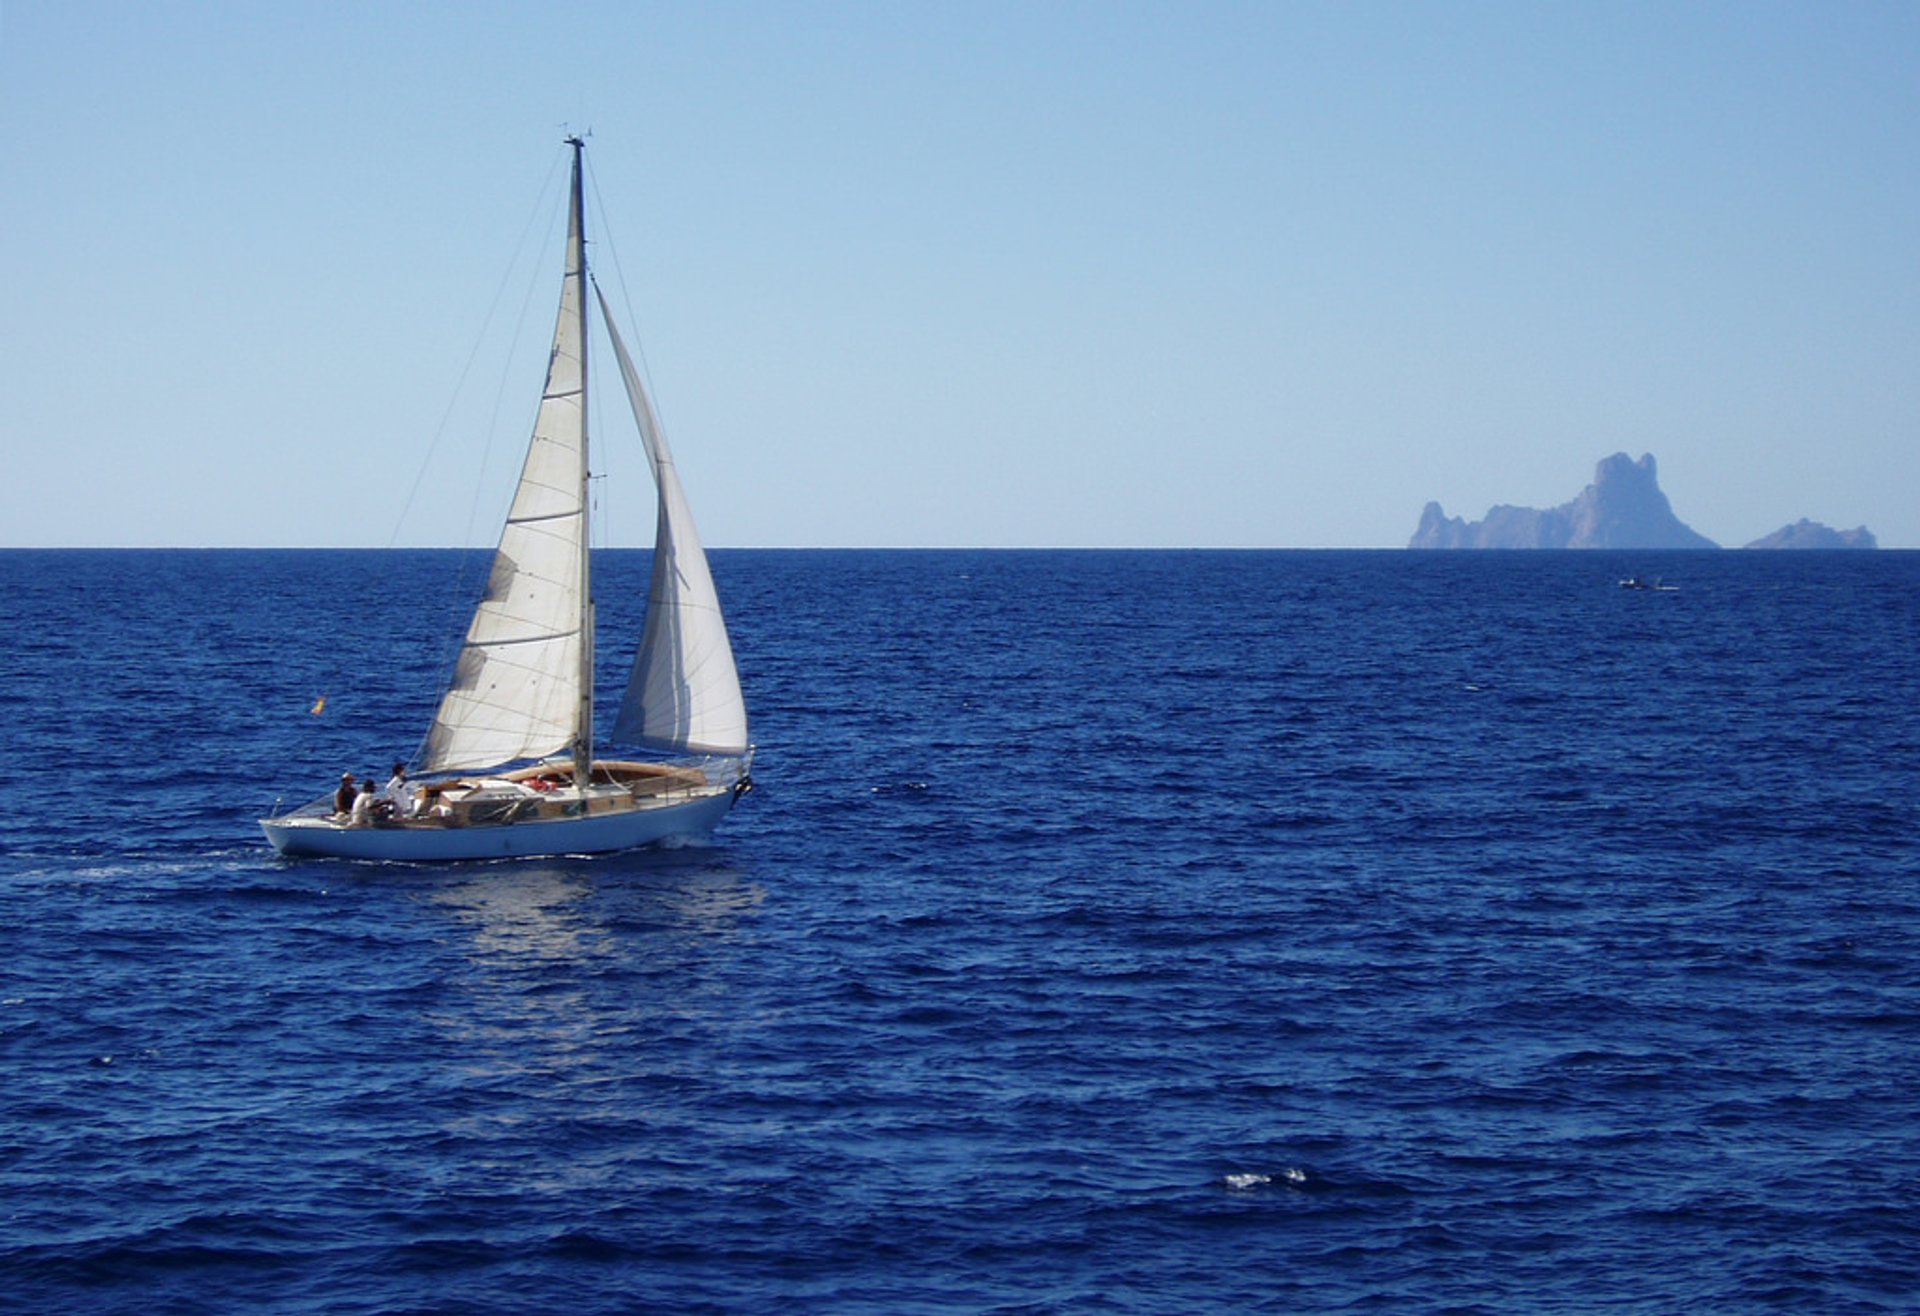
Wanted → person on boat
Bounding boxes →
[348,778,378,827]
[383,763,412,819]
[333,771,357,817]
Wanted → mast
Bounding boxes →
[567,134,593,791]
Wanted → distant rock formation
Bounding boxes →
[1744,519,1877,550]
[1410,453,1719,550]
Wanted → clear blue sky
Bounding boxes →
[4,0,1916,547]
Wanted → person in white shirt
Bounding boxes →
[383,763,413,819]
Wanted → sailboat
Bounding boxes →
[261,137,752,861]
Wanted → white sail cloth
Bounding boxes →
[422,180,589,773]
[600,287,749,757]
[418,172,744,773]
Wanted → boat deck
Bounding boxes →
[274,760,722,831]
[261,757,748,859]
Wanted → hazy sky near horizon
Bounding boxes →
[4,1,1917,548]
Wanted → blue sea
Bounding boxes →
[3,548,1918,1313]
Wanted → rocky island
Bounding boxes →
[1410,453,1717,549]
[1743,519,1878,550]
[1409,452,1876,550]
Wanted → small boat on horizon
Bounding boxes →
[262,137,752,861]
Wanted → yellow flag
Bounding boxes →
[310,695,327,716]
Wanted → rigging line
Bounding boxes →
[477,177,572,549]
[347,148,564,774]
[583,153,674,454]
[576,153,675,549]
[386,148,568,550]
[414,147,573,769]
[578,151,621,558]
[571,143,610,557]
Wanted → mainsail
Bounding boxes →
[422,148,591,773]
[599,287,750,756]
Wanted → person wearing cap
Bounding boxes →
[333,771,357,817]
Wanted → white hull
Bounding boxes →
[261,786,738,862]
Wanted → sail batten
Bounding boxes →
[465,627,585,648]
